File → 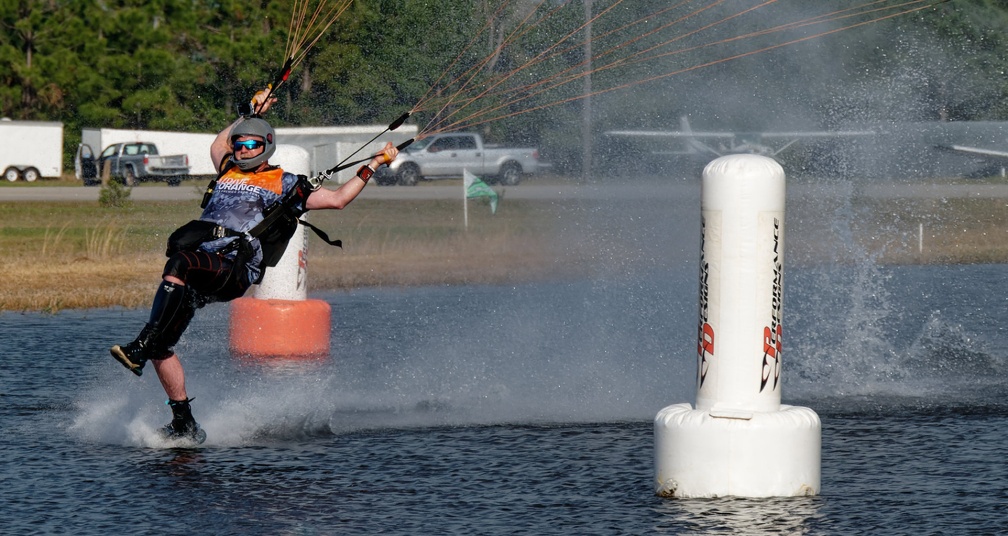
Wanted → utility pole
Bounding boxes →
[582,0,593,181]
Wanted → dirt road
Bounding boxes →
[3,180,1008,203]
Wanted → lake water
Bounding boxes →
[2,262,1006,534]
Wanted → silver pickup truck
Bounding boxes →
[78,142,190,186]
[376,132,539,186]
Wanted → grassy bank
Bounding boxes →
[2,189,1007,312]
[788,195,1008,265]
[0,196,590,311]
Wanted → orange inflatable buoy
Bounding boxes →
[229,297,331,358]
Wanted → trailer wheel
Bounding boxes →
[22,167,40,182]
[3,167,20,182]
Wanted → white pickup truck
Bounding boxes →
[376,132,539,186]
[77,142,190,186]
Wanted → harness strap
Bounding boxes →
[299,219,342,248]
[200,159,236,209]
[246,174,341,248]
[247,173,313,238]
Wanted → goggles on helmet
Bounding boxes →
[233,139,266,151]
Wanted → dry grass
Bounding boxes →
[2,255,164,311]
[787,195,1008,266]
[3,191,1008,312]
[0,198,590,312]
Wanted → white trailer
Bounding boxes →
[0,119,64,181]
[79,124,418,182]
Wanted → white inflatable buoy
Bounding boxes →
[654,154,821,498]
[230,144,332,360]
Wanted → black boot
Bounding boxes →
[109,324,158,376]
[110,281,188,376]
[161,398,207,444]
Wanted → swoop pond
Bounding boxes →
[2,264,1007,534]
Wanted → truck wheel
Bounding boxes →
[4,167,20,182]
[373,169,395,186]
[499,162,522,186]
[397,163,421,186]
[22,167,40,182]
[124,167,137,186]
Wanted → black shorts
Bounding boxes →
[162,250,250,303]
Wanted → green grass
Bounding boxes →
[1,201,193,258]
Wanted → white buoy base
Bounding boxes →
[654,403,821,498]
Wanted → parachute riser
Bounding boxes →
[306,137,414,189]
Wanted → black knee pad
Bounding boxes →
[155,300,196,356]
[162,252,192,282]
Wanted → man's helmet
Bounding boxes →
[229,117,276,171]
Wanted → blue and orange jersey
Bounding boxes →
[198,166,305,284]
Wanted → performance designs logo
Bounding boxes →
[760,217,783,393]
[297,241,308,291]
[697,218,714,388]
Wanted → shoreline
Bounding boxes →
[4,184,1008,312]
[4,241,1004,314]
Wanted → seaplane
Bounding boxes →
[603,116,876,159]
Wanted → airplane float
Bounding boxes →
[936,143,1008,177]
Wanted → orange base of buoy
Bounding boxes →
[229,297,331,359]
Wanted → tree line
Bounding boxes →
[0,1,477,129]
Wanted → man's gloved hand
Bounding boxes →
[237,87,278,117]
[250,87,278,115]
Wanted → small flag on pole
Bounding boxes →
[464,169,498,214]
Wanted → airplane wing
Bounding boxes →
[608,116,734,139]
[937,144,1008,160]
[604,117,875,158]
[759,130,877,139]
[755,129,876,156]
[602,130,734,157]
[602,130,735,139]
